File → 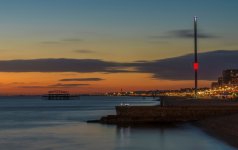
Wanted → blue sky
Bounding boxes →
[0,0,238,63]
[0,0,238,40]
[0,0,238,94]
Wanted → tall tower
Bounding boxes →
[193,16,198,98]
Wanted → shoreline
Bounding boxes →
[163,96,238,148]
[194,114,238,148]
[89,96,238,148]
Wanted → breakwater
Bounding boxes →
[98,96,238,124]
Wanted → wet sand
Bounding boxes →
[196,114,238,148]
[162,96,238,148]
[138,96,238,148]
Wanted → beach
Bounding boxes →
[196,114,238,148]
[163,96,238,148]
[98,96,238,149]
[159,97,238,148]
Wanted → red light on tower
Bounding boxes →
[193,62,199,70]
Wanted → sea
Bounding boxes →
[0,96,236,150]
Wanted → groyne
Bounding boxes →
[98,96,238,124]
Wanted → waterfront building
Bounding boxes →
[212,69,238,89]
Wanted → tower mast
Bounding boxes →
[194,16,198,98]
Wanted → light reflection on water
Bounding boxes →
[115,124,233,150]
[0,123,236,150]
[0,96,236,150]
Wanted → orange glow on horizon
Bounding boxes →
[0,72,212,95]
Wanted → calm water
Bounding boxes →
[0,96,235,150]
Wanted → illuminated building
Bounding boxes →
[212,69,238,89]
[222,70,238,85]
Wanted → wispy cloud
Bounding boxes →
[50,83,89,87]
[61,38,82,42]
[41,38,82,44]
[150,29,219,39]
[41,41,60,44]
[18,86,47,88]
[19,83,89,89]
[9,82,25,85]
[73,49,95,53]
[59,78,104,82]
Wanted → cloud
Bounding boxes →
[73,49,95,53]
[49,83,89,87]
[41,41,60,44]
[18,86,47,88]
[150,29,219,39]
[59,78,104,82]
[1,50,238,81]
[10,82,25,85]
[19,83,89,89]
[0,58,131,73]
[41,38,82,44]
[133,50,238,80]
[61,38,82,42]
[171,29,218,38]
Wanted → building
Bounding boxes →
[222,70,238,84]
[211,82,219,89]
[212,69,238,89]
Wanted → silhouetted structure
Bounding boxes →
[194,16,199,98]
[42,90,78,100]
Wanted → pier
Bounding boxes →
[42,90,78,100]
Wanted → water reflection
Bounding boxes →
[0,96,236,150]
[115,124,236,150]
[117,126,131,148]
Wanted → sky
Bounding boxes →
[0,0,238,95]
